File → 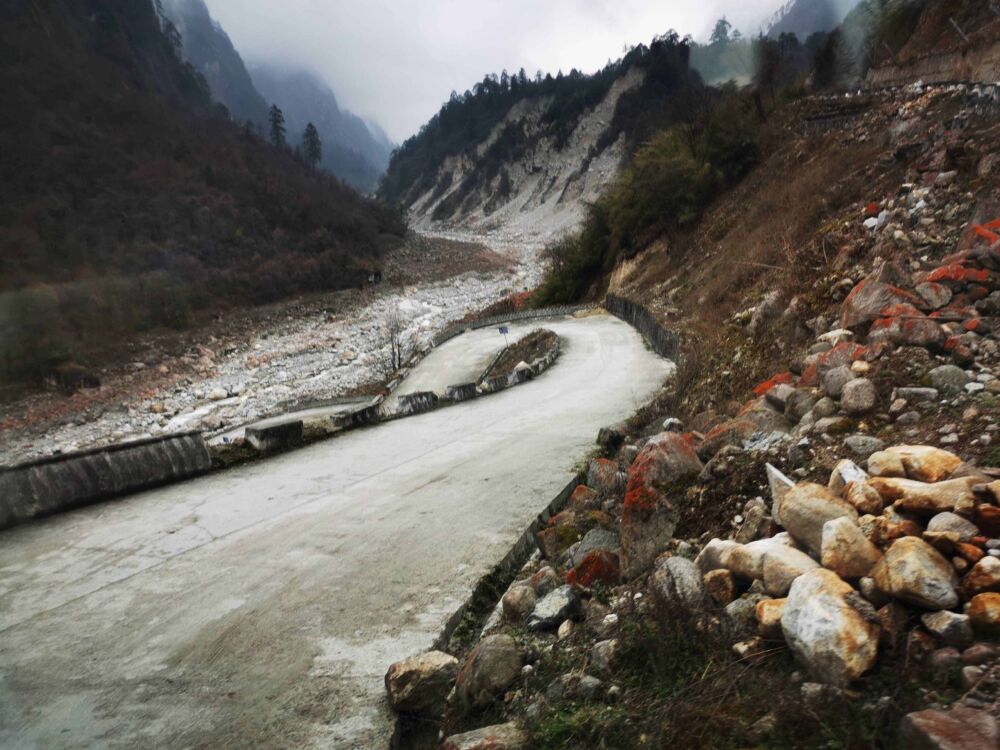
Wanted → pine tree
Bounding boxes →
[268,105,286,148]
[303,123,322,167]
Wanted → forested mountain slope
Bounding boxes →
[0,0,404,384]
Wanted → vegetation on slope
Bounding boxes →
[0,0,405,385]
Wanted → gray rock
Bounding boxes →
[813,397,838,418]
[591,639,619,676]
[785,390,817,423]
[921,610,974,648]
[528,585,583,631]
[896,386,939,402]
[896,411,922,425]
[822,366,855,398]
[442,722,528,750]
[725,594,769,639]
[455,635,523,709]
[780,483,858,556]
[927,512,980,542]
[662,417,683,432]
[843,435,886,458]
[765,384,796,411]
[929,365,971,395]
[650,556,709,610]
[841,379,877,415]
[816,416,854,435]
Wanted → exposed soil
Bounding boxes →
[482,329,558,381]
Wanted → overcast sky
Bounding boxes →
[204,0,787,143]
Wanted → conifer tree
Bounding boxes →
[268,105,286,148]
[303,123,322,167]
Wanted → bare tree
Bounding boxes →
[373,305,408,379]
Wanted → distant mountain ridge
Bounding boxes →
[766,0,859,39]
[250,64,395,193]
[162,0,394,192]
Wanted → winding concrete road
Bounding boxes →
[0,311,671,749]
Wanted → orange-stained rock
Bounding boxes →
[869,476,977,515]
[845,481,884,515]
[547,510,576,528]
[385,650,460,716]
[957,542,986,565]
[620,432,702,578]
[781,569,880,685]
[821,517,882,579]
[756,598,787,640]
[798,341,869,387]
[976,505,1000,537]
[840,278,922,329]
[567,485,600,512]
[884,445,963,483]
[868,304,945,349]
[587,458,622,495]
[968,593,1000,637]
[565,549,620,588]
[962,556,1000,598]
[871,537,959,609]
[704,569,736,606]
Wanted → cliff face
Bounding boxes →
[407,68,644,242]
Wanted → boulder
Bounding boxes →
[828,459,869,498]
[385,651,460,716]
[529,566,561,596]
[920,611,973,648]
[565,549,620,588]
[650,556,709,611]
[695,538,739,574]
[840,278,921,328]
[821,517,882,579]
[884,445,963,483]
[726,534,796,580]
[915,281,953,310]
[822,365,854,399]
[567,485,601,512]
[725,594,770,639]
[968,593,1000,636]
[591,639,619,676]
[869,476,977,515]
[779,483,859,556]
[762,544,822,597]
[844,435,886,458]
[868,451,906,478]
[527,585,583,631]
[962,556,1000,597]
[845,481,884,515]
[841,379,877,415]
[587,458,623,495]
[781,569,880,685]
[756,597,787,639]
[704,569,737,606]
[927,512,979,542]
[442,723,528,750]
[868,303,945,349]
[620,432,702,577]
[455,635,523,709]
[571,528,620,567]
[899,707,999,750]
[928,365,970,395]
[766,463,795,522]
[502,585,537,623]
[871,537,959,610]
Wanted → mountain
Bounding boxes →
[0,0,404,384]
[766,0,859,39]
[250,65,395,193]
[160,0,393,192]
[161,0,269,126]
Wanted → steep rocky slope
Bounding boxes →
[408,68,643,242]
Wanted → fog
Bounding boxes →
[203,0,789,142]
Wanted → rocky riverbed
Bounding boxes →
[0,231,546,465]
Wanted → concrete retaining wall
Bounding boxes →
[432,304,592,348]
[394,391,439,417]
[246,421,303,453]
[605,294,679,360]
[0,433,211,530]
[445,383,478,402]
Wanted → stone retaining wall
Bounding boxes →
[0,433,211,530]
[431,304,592,348]
[605,294,679,360]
